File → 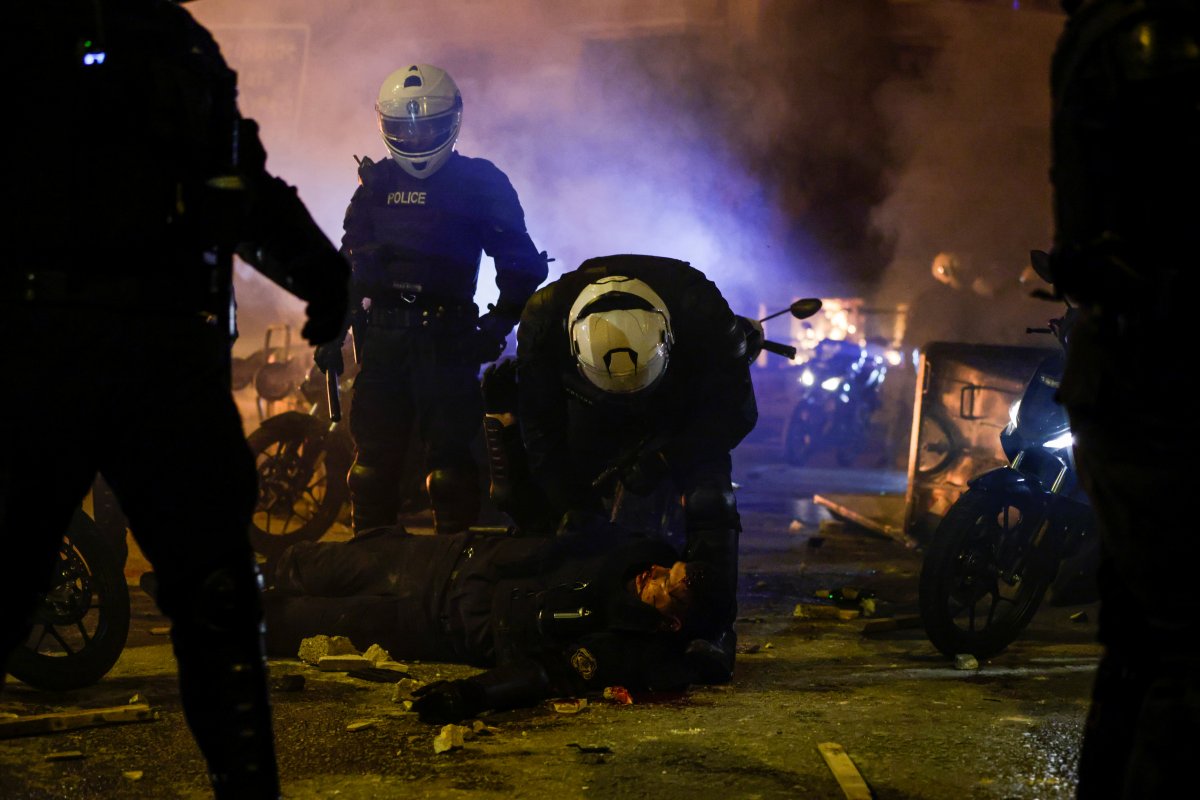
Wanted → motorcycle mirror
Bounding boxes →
[760,298,823,323]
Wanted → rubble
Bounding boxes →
[391,678,427,703]
[45,751,86,762]
[793,603,860,621]
[433,724,469,754]
[362,643,392,665]
[603,686,633,705]
[298,635,360,666]
[954,654,980,671]
[345,720,377,732]
[552,698,588,714]
[123,771,144,781]
[0,704,157,739]
[317,655,374,672]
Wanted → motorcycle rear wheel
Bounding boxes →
[918,486,1053,659]
[248,413,351,559]
[7,510,131,691]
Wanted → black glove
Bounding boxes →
[620,449,669,496]
[411,679,487,724]
[480,358,519,414]
[313,341,344,375]
[475,306,519,364]
[301,282,350,347]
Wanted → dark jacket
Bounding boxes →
[516,254,757,514]
[342,153,546,311]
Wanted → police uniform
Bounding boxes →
[341,152,546,534]
[516,255,757,639]
[1050,1,1200,795]
[2,3,348,797]
[263,526,695,717]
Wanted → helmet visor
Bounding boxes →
[378,100,461,157]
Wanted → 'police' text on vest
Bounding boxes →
[388,191,427,206]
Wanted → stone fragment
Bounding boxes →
[123,771,144,781]
[45,751,86,762]
[552,698,588,714]
[298,635,360,666]
[472,720,498,735]
[954,653,980,671]
[317,654,374,672]
[362,644,392,665]
[793,603,859,621]
[391,678,427,703]
[433,724,468,754]
[345,719,376,732]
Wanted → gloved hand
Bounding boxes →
[475,306,519,364]
[301,268,350,347]
[620,449,669,496]
[411,679,487,724]
[313,341,344,375]
[480,358,519,414]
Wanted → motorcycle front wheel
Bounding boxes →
[7,510,131,691]
[918,486,1053,659]
[248,412,351,559]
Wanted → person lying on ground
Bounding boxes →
[261,520,721,724]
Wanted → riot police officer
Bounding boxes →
[315,64,548,536]
[2,2,349,797]
[515,254,758,683]
[1049,1,1200,795]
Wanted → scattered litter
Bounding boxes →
[954,654,980,671]
[433,724,469,754]
[736,643,761,655]
[859,598,876,617]
[298,635,359,666]
[552,698,588,714]
[123,770,144,781]
[763,642,774,650]
[128,693,141,704]
[568,743,612,754]
[45,751,86,762]
[788,519,805,532]
[317,654,374,672]
[472,720,498,735]
[375,661,410,673]
[0,704,157,739]
[1070,611,1089,623]
[817,742,872,800]
[793,603,860,621]
[345,719,377,732]
[271,674,306,693]
[603,686,633,705]
[149,626,170,636]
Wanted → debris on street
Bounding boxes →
[317,654,374,672]
[123,770,144,781]
[954,654,980,671]
[433,724,469,754]
[391,678,427,703]
[603,686,633,705]
[817,741,872,800]
[44,751,87,762]
[345,719,377,732]
[362,643,392,665]
[298,635,360,666]
[0,704,157,739]
[552,698,588,714]
[794,603,860,621]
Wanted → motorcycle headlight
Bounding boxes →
[801,369,815,387]
[1042,431,1074,450]
[820,377,841,391]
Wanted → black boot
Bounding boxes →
[683,528,740,684]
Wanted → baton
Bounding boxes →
[326,369,342,422]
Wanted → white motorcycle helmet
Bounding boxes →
[375,64,462,179]
[568,276,673,394]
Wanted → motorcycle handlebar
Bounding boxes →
[760,339,797,360]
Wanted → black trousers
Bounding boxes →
[1061,311,1200,798]
[348,325,483,532]
[0,304,276,793]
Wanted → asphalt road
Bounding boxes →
[0,445,1100,799]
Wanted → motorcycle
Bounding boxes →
[784,336,890,467]
[918,265,1095,659]
[6,481,133,691]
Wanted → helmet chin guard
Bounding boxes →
[376,64,462,179]
[568,276,672,394]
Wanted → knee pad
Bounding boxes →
[684,482,739,532]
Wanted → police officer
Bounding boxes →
[2,2,349,797]
[262,521,719,723]
[515,254,758,683]
[315,64,548,536]
[1049,1,1200,795]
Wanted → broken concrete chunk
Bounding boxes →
[362,643,392,665]
[552,698,588,714]
[793,603,860,621]
[45,751,86,762]
[954,654,980,671]
[433,724,469,754]
[298,635,360,666]
[317,654,374,672]
[391,678,427,703]
[374,660,410,672]
[472,720,498,735]
[123,771,144,781]
[859,597,877,617]
[345,719,377,732]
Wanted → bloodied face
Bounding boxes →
[633,562,691,629]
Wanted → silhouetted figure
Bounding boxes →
[2,3,349,797]
[1050,1,1200,795]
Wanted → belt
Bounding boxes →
[367,301,478,329]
